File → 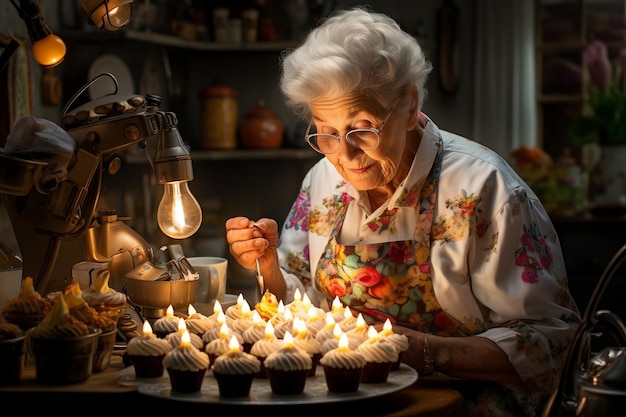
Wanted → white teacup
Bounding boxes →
[187,256,228,307]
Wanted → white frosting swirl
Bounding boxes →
[163,345,210,371]
[212,350,261,375]
[126,333,172,356]
[320,347,366,370]
[264,345,312,372]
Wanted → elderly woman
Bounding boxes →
[226,7,580,416]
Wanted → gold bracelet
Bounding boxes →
[423,333,434,374]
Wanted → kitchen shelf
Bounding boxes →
[122,148,321,164]
[61,29,299,52]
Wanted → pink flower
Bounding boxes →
[585,40,613,89]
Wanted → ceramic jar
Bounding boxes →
[199,84,238,149]
[240,99,284,149]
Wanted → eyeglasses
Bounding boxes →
[304,101,398,154]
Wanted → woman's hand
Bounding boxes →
[225,216,286,300]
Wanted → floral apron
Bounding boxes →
[314,144,470,337]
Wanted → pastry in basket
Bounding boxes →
[80,269,126,323]
[2,276,52,330]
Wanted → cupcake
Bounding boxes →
[28,295,101,385]
[376,319,409,370]
[165,317,204,350]
[319,333,366,393]
[212,335,261,397]
[126,320,173,378]
[184,304,213,336]
[263,331,312,394]
[163,329,210,393]
[356,326,399,383]
[80,270,126,324]
[344,314,370,347]
[3,276,52,330]
[240,310,267,352]
[249,321,283,378]
[314,313,339,345]
[0,316,27,386]
[205,322,243,365]
[152,305,182,338]
[201,311,230,345]
[224,293,252,321]
[292,317,322,376]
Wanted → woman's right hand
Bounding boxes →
[225,216,278,272]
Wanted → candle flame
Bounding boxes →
[166,305,174,317]
[214,300,223,315]
[219,322,230,338]
[367,325,378,339]
[338,333,349,349]
[283,331,294,347]
[217,311,226,325]
[142,320,153,336]
[356,313,366,329]
[252,310,264,323]
[228,335,240,351]
[324,312,336,326]
[293,288,302,302]
[277,300,285,314]
[265,321,275,337]
[236,293,244,306]
[188,304,196,315]
[333,323,343,339]
[331,296,342,312]
[177,317,187,333]
[181,329,191,348]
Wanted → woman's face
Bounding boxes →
[309,96,407,192]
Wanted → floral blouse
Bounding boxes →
[277,119,580,416]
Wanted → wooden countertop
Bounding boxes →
[1,353,465,416]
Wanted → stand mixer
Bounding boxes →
[0,74,202,307]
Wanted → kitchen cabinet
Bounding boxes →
[534,0,626,160]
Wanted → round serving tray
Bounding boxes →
[122,363,417,405]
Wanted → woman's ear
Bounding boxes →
[405,88,420,131]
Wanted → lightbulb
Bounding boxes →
[82,0,134,31]
[32,34,66,67]
[157,180,202,239]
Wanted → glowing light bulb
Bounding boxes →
[32,34,66,67]
[157,180,202,239]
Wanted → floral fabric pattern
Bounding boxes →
[276,120,580,416]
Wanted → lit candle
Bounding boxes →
[283,331,295,348]
[142,320,153,336]
[213,300,223,316]
[180,329,191,348]
[276,300,285,315]
[293,288,302,303]
[324,312,336,329]
[343,307,353,321]
[177,317,187,334]
[338,333,349,351]
[264,321,275,340]
[165,305,175,317]
[355,313,367,331]
[219,322,230,339]
[188,304,197,316]
[228,335,240,352]
[216,311,226,326]
[302,293,312,310]
[367,325,378,339]
[241,299,251,314]
[236,293,244,307]
[252,310,264,324]
[331,296,343,313]
[381,318,393,336]
[332,323,343,340]
[293,317,307,338]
